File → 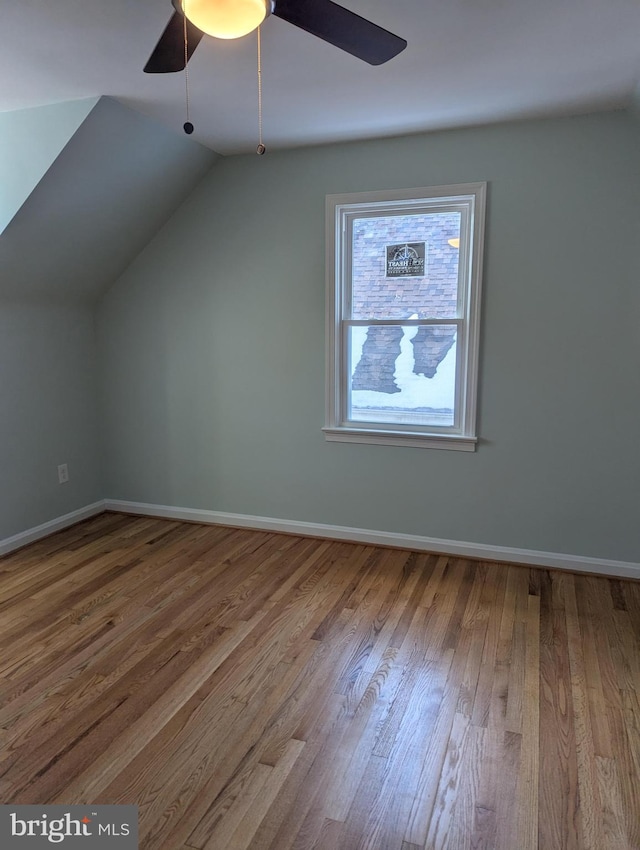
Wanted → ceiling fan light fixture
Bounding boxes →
[181,0,268,40]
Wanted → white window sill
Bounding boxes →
[322,427,477,451]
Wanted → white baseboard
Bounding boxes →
[4,498,637,581]
[104,499,640,581]
[0,501,106,557]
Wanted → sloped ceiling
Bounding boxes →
[0,96,217,303]
[0,97,98,235]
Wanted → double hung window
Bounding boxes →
[324,184,486,450]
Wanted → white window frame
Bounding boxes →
[324,183,486,451]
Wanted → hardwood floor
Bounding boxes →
[1,512,639,849]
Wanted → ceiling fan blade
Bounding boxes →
[144,11,205,73]
[272,0,406,65]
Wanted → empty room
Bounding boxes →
[1,1,639,848]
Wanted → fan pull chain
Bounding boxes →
[183,5,194,134]
[256,26,266,155]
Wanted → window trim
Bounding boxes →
[324,183,486,451]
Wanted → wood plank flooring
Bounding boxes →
[1,512,639,849]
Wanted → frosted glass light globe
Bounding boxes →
[182,0,267,39]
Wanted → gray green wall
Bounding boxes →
[0,97,217,543]
[0,301,102,539]
[97,110,640,564]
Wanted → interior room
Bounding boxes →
[1,1,639,847]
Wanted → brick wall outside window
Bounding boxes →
[352,213,460,393]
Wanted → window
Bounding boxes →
[324,183,486,450]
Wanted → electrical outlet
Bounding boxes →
[58,463,69,484]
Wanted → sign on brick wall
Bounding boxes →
[385,242,426,278]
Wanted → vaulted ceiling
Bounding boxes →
[2,0,640,155]
[0,98,217,302]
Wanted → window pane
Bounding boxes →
[348,324,457,427]
[351,212,461,320]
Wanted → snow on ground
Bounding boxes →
[349,323,456,425]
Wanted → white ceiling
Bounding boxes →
[2,0,639,155]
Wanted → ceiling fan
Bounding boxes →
[144,0,407,73]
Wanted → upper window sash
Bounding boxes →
[343,202,471,322]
